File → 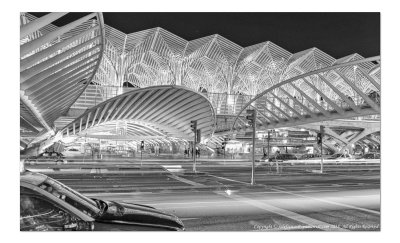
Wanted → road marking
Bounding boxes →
[208,174,251,185]
[271,186,380,215]
[215,191,347,231]
[146,205,211,209]
[138,200,239,206]
[323,173,380,180]
[167,174,205,187]
[342,195,378,198]
[90,168,101,173]
[237,189,339,196]
[84,189,339,199]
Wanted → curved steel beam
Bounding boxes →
[61,85,216,142]
[20,12,105,132]
[230,56,381,132]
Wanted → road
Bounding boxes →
[24,160,380,231]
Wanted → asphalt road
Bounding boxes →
[24,160,380,231]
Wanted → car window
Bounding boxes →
[38,178,100,217]
[20,193,69,231]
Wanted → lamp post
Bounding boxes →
[267,130,271,161]
[190,121,197,172]
[246,109,256,185]
[140,140,144,166]
[319,126,325,173]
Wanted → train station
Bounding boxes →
[19,12,381,232]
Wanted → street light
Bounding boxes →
[190,121,197,172]
[140,141,144,165]
[319,126,325,173]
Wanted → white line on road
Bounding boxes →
[236,189,339,196]
[142,205,211,209]
[84,189,339,198]
[135,200,239,206]
[208,174,251,185]
[167,174,205,187]
[323,173,379,180]
[271,186,380,215]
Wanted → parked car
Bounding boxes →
[269,153,298,162]
[362,153,380,159]
[25,152,66,164]
[325,153,355,162]
[63,148,83,157]
[257,153,298,165]
[20,171,185,231]
[299,154,321,160]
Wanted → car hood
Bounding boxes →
[95,200,184,231]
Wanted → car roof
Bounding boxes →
[20,171,47,186]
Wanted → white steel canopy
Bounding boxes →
[20,13,105,132]
[20,13,381,148]
[229,56,381,132]
[61,85,216,141]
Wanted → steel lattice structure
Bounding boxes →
[93,25,380,100]
[20,14,380,150]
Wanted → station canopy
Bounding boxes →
[20,13,380,147]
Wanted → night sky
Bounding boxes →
[31,12,380,58]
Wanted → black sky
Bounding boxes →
[31,12,380,58]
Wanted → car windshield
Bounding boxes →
[38,177,101,217]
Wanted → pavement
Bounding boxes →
[24,159,380,231]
